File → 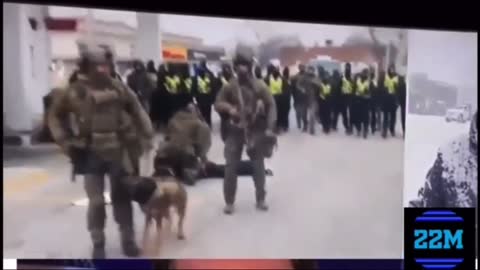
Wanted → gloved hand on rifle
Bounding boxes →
[228,106,246,128]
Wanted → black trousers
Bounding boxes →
[197,94,212,127]
[351,97,369,136]
[400,102,406,135]
[382,95,398,137]
[332,95,351,133]
[369,98,382,134]
[166,94,180,124]
[318,97,332,133]
[281,94,291,131]
[274,95,283,131]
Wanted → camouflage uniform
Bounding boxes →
[215,45,277,214]
[291,66,308,130]
[48,45,154,258]
[296,66,320,135]
[162,106,212,184]
[410,112,477,208]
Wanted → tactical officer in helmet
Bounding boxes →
[48,44,154,258]
[291,64,308,131]
[215,44,277,215]
[296,65,321,135]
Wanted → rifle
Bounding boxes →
[235,82,252,148]
[69,146,90,182]
[235,81,277,155]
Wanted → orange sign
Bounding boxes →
[162,47,187,61]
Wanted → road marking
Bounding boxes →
[3,168,51,198]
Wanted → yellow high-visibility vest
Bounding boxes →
[319,83,331,99]
[269,77,283,95]
[356,79,370,97]
[385,75,399,94]
[165,75,181,94]
[342,77,353,94]
[198,76,211,94]
[184,78,192,93]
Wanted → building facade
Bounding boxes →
[3,3,51,136]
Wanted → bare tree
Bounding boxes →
[367,27,408,74]
[368,28,381,46]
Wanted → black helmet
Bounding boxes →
[306,65,316,75]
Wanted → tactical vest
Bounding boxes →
[165,76,181,94]
[356,79,370,97]
[184,78,193,93]
[385,75,399,94]
[197,76,211,94]
[69,82,125,152]
[269,77,283,95]
[319,83,331,99]
[342,77,353,94]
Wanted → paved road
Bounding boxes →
[3,115,405,259]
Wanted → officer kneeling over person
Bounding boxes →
[158,103,274,186]
[215,44,278,215]
[48,44,154,259]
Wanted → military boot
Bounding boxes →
[92,242,106,259]
[122,240,140,257]
[120,228,140,257]
[224,204,235,215]
[91,230,106,259]
[256,201,269,211]
[255,189,268,212]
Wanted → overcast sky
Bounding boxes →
[48,6,369,47]
[408,30,477,88]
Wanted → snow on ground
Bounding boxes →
[4,113,405,259]
[403,114,470,206]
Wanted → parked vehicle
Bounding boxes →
[445,104,472,123]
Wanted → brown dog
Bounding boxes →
[130,174,187,256]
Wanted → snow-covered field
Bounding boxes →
[403,114,471,206]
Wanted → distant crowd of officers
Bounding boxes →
[290,63,407,138]
[122,58,406,139]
